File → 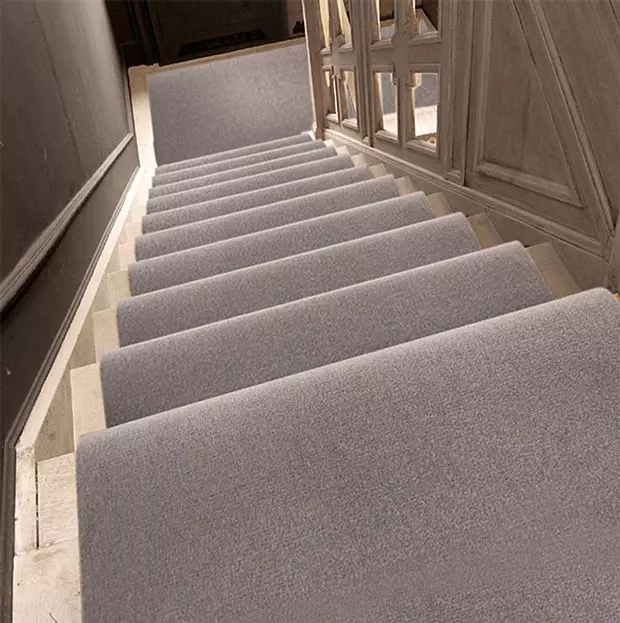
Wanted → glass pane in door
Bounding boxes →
[375,72,398,136]
[319,0,331,47]
[409,72,439,150]
[374,0,395,40]
[323,70,336,116]
[410,0,439,37]
[342,70,358,124]
[339,0,353,45]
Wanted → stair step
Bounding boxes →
[37,453,77,548]
[527,242,581,298]
[152,140,327,187]
[121,220,142,244]
[117,214,479,342]
[147,154,356,214]
[467,213,503,248]
[131,195,433,295]
[13,538,81,622]
[142,167,374,233]
[129,206,460,297]
[370,163,388,177]
[396,176,417,195]
[118,242,136,270]
[103,242,552,427]
[70,363,105,446]
[155,133,312,175]
[107,270,131,306]
[136,176,400,261]
[149,146,338,199]
[93,308,120,359]
[77,289,620,623]
[427,191,452,217]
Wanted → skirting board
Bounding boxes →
[325,130,611,291]
[13,167,146,556]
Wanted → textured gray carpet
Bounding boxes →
[136,177,400,260]
[147,153,352,213]
[79,289,620,622]
[123,214,479,338]
[149,43,314,164]
[155,133,311,175]
[142,167,374,233]
[149,146,338,198]
[152,140,325,187]
[129,213,479,296]
[105,243,553,425]
[137,192,428,268]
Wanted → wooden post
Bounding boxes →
[301,0,327,139]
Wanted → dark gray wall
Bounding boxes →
[0,0,139,616]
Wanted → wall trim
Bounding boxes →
[326,128,604,258]
[0,132,134,315]
[0,159,141,622]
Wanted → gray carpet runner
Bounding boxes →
[122,213,479,337]
[79,289,620,623]
[147,153,353,213]
[136,177,400,260]
[77,134,620,622]
[129,213,478,295]
[138,192,427,266]
[103,243,553,426]
[155,133,311,175]
[152,140,325,187]
[142,167,374,233]
[150,145,339,198]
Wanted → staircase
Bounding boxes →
[47,133,619,620]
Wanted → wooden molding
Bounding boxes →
[476,161,580,207]
[0,133,134,315]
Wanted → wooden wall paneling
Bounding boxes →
[0,2,85,280]
[34,0,129,177]
[324,127,608,289]
[521,0,619,238]
[607,220,620,291]
[466,0,600,241]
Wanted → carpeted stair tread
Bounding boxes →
[142,167,374,233]
[150,146,337,198]
[129,212,479,296]
[136,176,400,260]
[121,214,480,339]
[78,289,620,623]
[152,140,326,187]
[147,154,354,213]
[105,242,553,425]
[155,133,312,175]
[135,192,430,270]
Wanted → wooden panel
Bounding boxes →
[0,2,84,279]
[478,2,577,200]
[35,0,130,176]
[448,0,473,179]
[540,0,620,224]
[464,0,606,237]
